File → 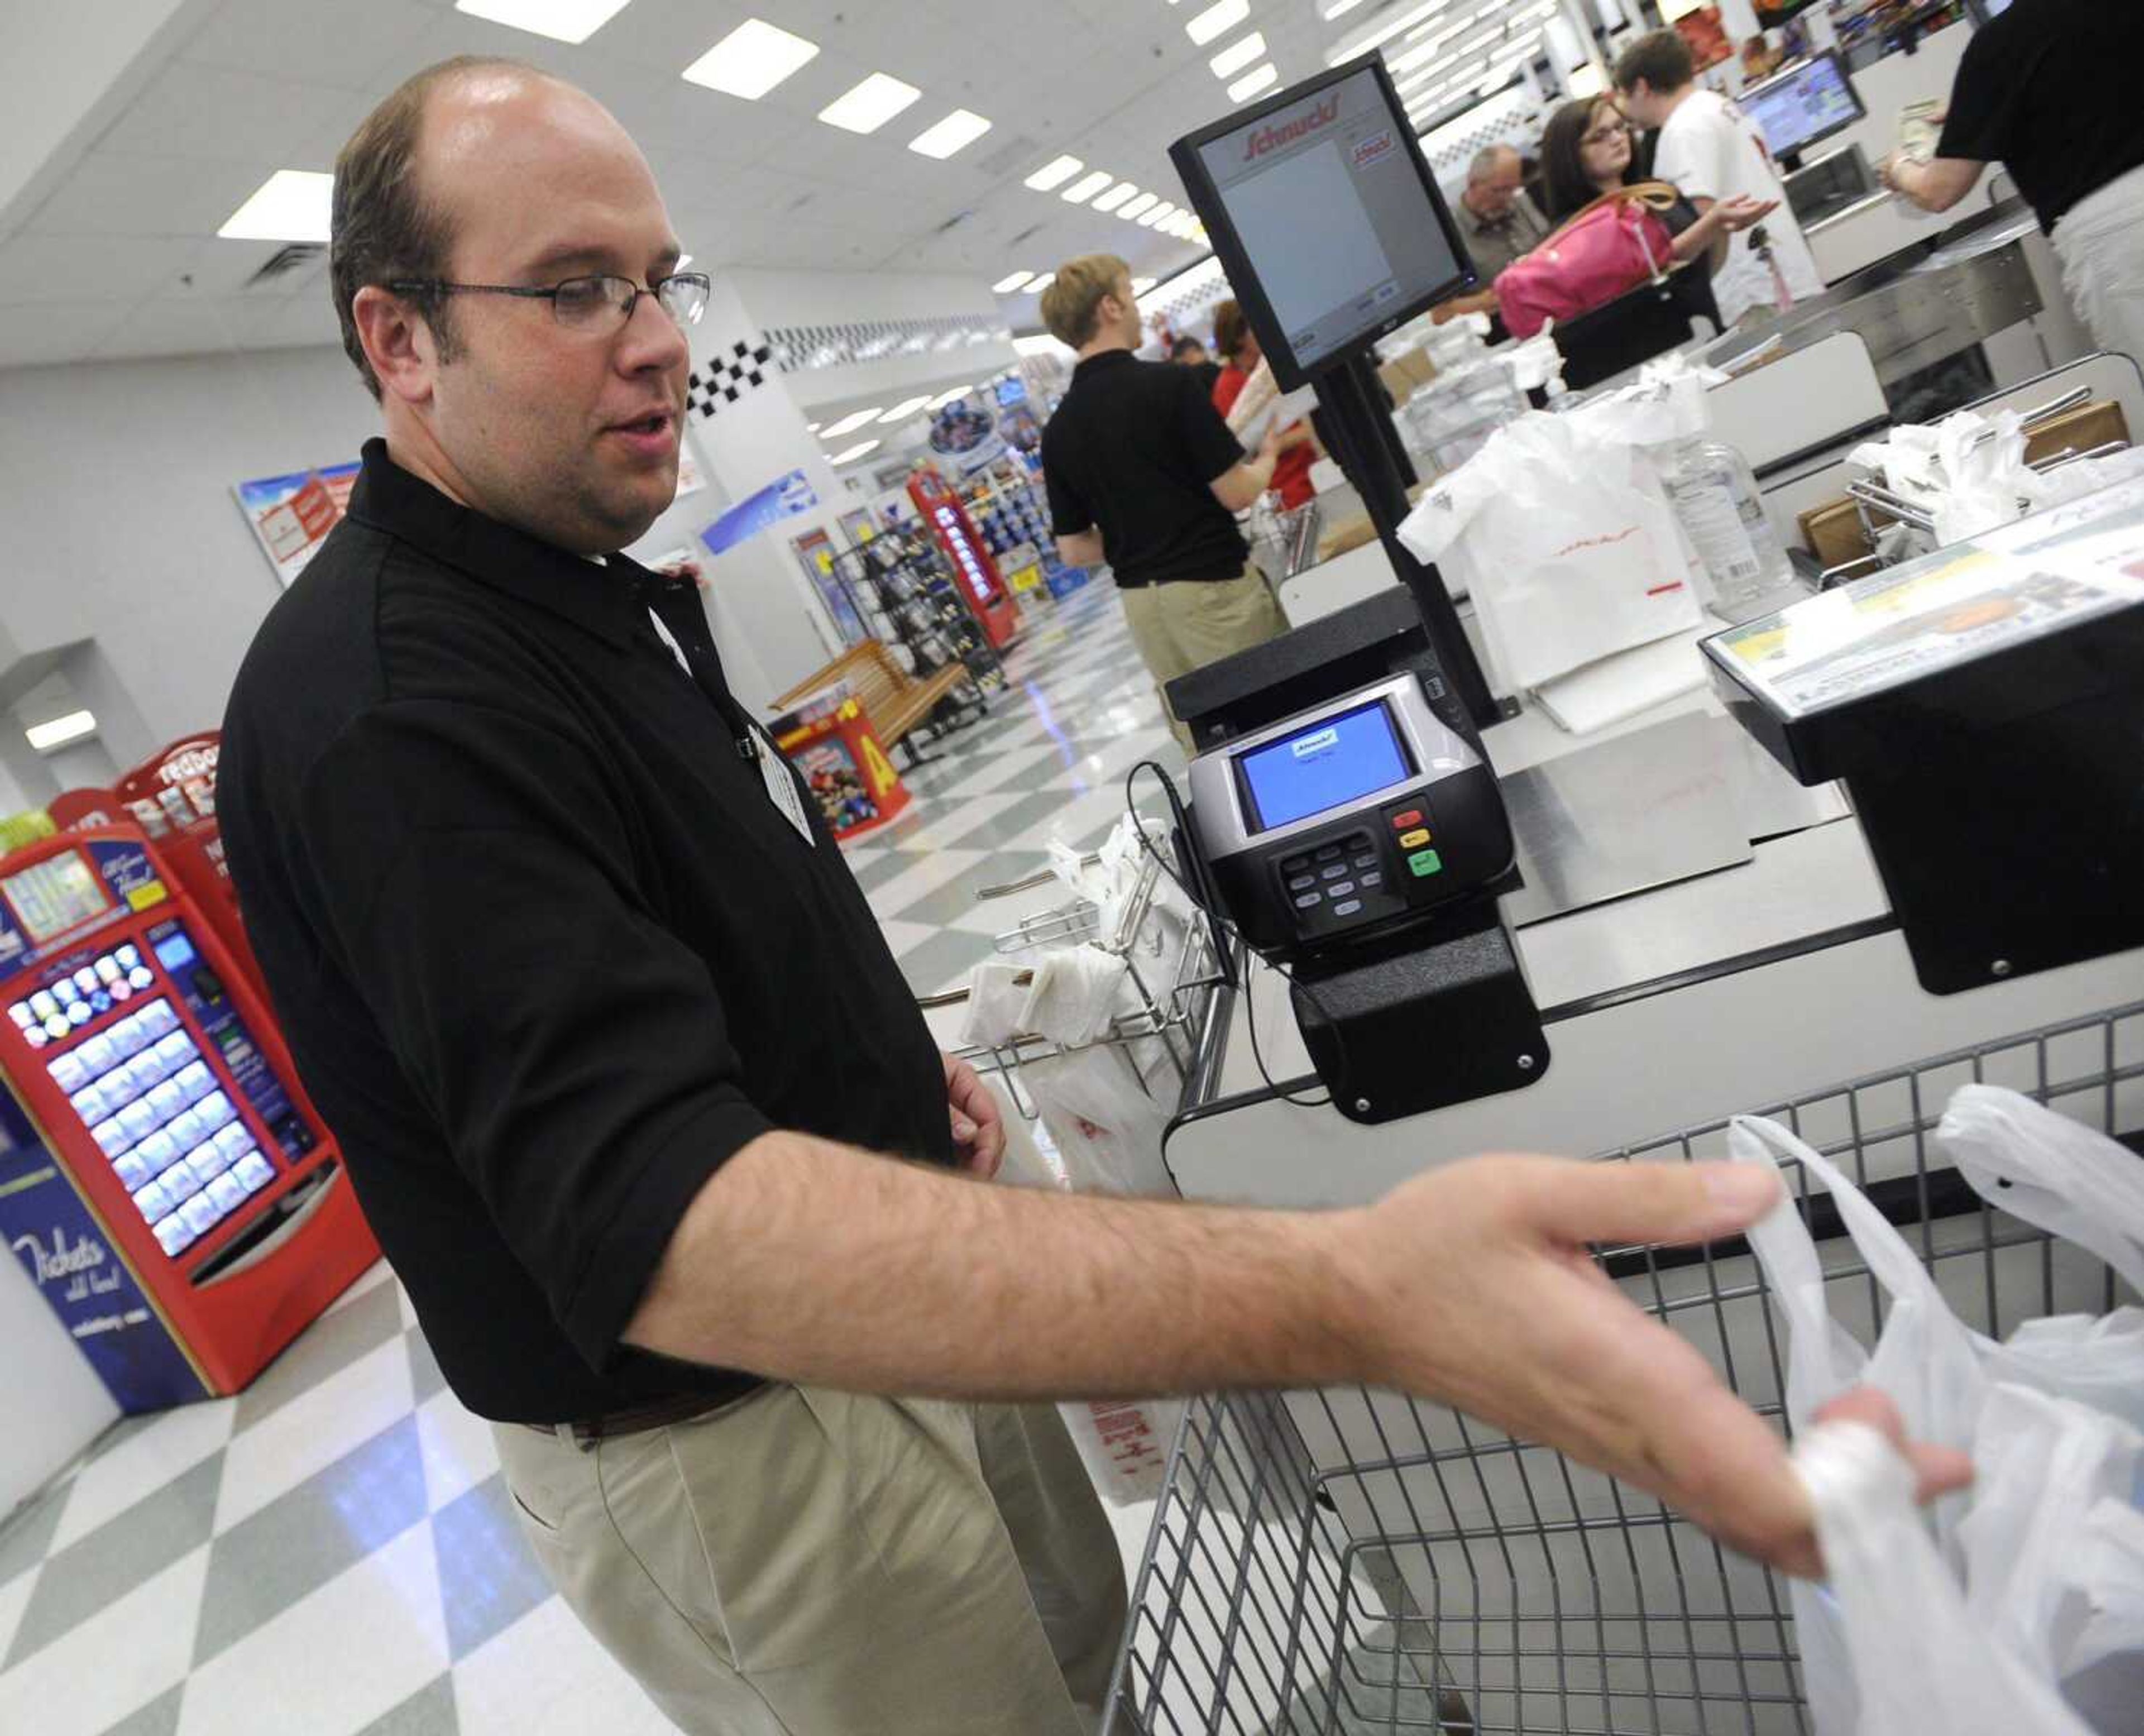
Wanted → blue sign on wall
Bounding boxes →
[700,469,820,557]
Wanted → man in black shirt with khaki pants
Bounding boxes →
[1038,254,1291,749]
[219,53,1966,1736]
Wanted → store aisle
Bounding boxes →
[0,579,1181,1736]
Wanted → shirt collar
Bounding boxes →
[343,438,673,648]
[1071,349,1138,382]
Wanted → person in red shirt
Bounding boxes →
[1209,300,1318,510]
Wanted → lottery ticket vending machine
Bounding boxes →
[0,826,376,1409]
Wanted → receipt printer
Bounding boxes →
[1169,591,1548,1122]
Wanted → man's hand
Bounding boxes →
[942,1050,1007,1179]
[1711,193,1777,233]
[1333,1155,1972,1576]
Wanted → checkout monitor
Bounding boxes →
[1739,51,1865,164]
[1171,60,1471,389]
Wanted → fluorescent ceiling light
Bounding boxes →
[1228,63,1280,102]
[909,108,992,159]
[26,711,96,753]
[1090,181,1140,213]
[806,422,822,432]
[682,18,819,97]
[453,0,631,44]
[926,384,973,409]
[992,269,1035,293]
[1060,169,1114,204]
[1117,191,1159,220]
[817,71,921,135]
[1023,154,1083,191]
[1013,333,1068,357]
[1026,271,1056,294]
[1130,276,1158,295]
[1137,200,1176,227]
[878,395,932,423]
[829,439,880,465]
[1209,31,1266,78]
[1322,0,1372,15]
[217,170,333,242]
[675,253,692,270]
[821,406,884,438]
[1327,0,1448,65]
[1185,0,1250,48]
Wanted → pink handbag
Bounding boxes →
[1495,183,1679,340]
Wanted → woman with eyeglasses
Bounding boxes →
[1536,96,1772,268]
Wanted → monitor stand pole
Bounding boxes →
[1314,351,1506,731]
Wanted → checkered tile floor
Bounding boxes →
[0,579,1177,1736]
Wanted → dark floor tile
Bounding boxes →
[95,1682,186,1736]
[231,1278,405,1437]
[355,1672,460,1735]
[431,1475,553,1662]
[193,1416,427,1668]
[7,1452,221,1668]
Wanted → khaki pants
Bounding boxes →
[1119,570,1291,750]
[493,1389,1128,1734]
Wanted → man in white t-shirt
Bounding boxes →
[1615,31,1825,326]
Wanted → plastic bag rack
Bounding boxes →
[1102,998,2144,1736]
[921,844,1227,1124]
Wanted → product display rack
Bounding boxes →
[956,457,1090,604]
[827,523,1003,728]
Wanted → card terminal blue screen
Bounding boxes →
[1238,700,1410,832]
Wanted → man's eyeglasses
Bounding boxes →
[385,271,712,334]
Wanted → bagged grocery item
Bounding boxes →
[1399,398,1703,692]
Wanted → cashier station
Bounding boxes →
[1160,61,2144,1232]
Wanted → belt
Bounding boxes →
[523,1388,753,1451]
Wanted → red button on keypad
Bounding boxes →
[1391,809,1423,830]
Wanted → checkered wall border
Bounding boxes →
[686,338,774,422]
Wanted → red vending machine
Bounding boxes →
[908,471,1021,649]
[0,825,377,1409]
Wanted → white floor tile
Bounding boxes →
[892,791,1023,851]
[213,1336,414,1535]
[176,1524,447,1736]
[872,919,939,959]
[453,1594,676,1736]
[414,1391,500,1516]
[931,740,1063,801]
[862,847,988,921]
[50,1398,236,1552]
[0,1546,206,1736]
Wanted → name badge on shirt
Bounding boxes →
[749,726,816,847]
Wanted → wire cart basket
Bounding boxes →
[1105,999,2144,1736]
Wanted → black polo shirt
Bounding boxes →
[1936,0,2144,235]
[1040,348,1251,588]
[217,440,953,1423]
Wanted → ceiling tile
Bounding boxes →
[180,0,443,94]
[0,299,142,370]
[22,152,270,241]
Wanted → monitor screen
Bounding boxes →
[1237,699,1413,833]
[1740,52,1864,160]
[1180,63,1471,381]
[3,853,111,944]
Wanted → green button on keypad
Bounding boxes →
[1407,849,1443,877]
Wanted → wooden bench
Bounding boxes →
[774,639,980,763]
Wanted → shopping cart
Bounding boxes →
[1105,999,2144,1735]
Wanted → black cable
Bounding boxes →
[1124,762,1337,1110]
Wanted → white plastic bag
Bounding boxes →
[1734,1110,2144,1733]
[1793,1418,2097,1736]
[1399,403,1703,691]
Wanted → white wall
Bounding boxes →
[0,345,383,760]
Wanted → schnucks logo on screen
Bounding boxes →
[1352,129,1395,168]
[1242,94,1341,161]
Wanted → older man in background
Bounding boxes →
[1432,144,1552,324]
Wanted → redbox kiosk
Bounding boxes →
[0,825,376,1408]
[908,471,1021,649]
